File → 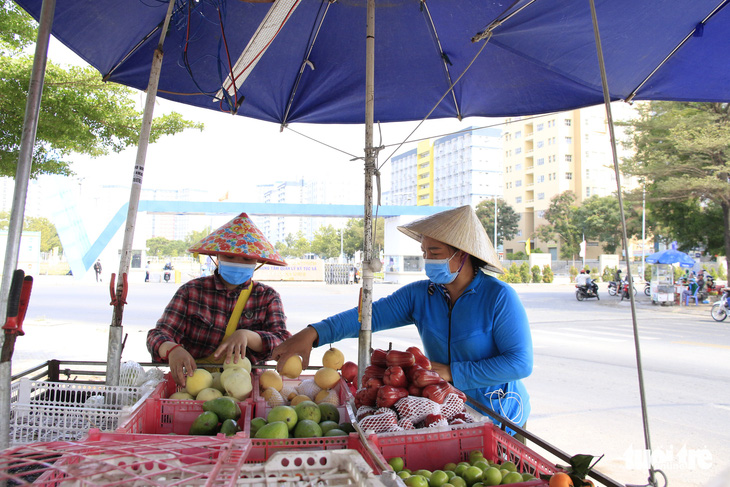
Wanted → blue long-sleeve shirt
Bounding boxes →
[312,271,532,427]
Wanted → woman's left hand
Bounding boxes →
[431,361,452,382]
[213,329,249,364]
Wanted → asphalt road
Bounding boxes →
[11,276,730,487]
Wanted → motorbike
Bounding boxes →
[711,288,730,322]
[163,263,173,283]
[619,279,637,300]
[575,283,599,301]
[607,280,619,296]
[705,274,719,293]
[644,282,651,296]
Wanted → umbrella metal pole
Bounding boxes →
[0,0,55,451]
[589,1,661,486]
[106,0,176,386]
[358,0,376,383]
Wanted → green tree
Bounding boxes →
[0,211,62,253]
[342,218,384,260]
[0,1,203,178]
[283,231,311,258]
[519,261,530,283]
[575,196,625,254]
[184,227,211,248]
[535,191,582,260]
[541,265,554,283]
[475,199,520,246]
[621,101,730,275]
[311,225,341,259]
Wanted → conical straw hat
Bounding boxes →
[188,213,287,266]
[397,205,503,274]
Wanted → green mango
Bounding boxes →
[338,422,356,434]
[202,397,241,421]
[254,421,289,439]
[220,418,241,437]
[250,417,267,437]
[189,411,219,435]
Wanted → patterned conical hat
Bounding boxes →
[397,205,503,274]
[188,213,286,266]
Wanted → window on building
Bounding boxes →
[565,136,572,144]
[515,163,522,171]
[537,157,545,165]
[565,119,572,126]
[565,154,572,162]
[537,175,544,183]
[515,131,522,139]
[516,196,522,203]
[586,169,590,178]
[537,210,546,218]
[515,180,522,187]
[565,172,573,180]
[517,230,523,237]
[537,141,544,148]
[538,192,545,200]
[586,187,591,197]
[403,256,423,272]
[537,123,544,131]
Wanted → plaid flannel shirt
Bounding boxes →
[147,273,290,364]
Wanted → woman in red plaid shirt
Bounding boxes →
[147,213,291,386]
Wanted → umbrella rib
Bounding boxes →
[281,0,334,128]
[625,0,729,102]
[102,0,187,82]
[420,0,461,120]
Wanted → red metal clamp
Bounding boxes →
[109,272,128,306]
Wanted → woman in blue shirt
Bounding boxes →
[272,205,533,430]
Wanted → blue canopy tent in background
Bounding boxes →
[3,0,730,483]
[645,249,696,268]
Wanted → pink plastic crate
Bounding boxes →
[118,397,252,437]
[253,373,355,425]
[368,422,556,481]
[0,430,244,486]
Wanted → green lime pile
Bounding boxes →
[252,401,356,439]
[188,397,242,436]
[387,450,537,487]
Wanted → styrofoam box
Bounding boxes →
[9,378,162,445]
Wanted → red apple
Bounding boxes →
[341,361,358,385]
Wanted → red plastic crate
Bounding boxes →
[253,373,355,425]
[118,396,252,437]
[368,422,557,481]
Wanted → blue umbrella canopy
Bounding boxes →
[13,0,730,124]
[645,249,696,268]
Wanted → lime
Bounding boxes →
[430,470,451,487]
[502,472,524,485]
[463,466,484,486]
[450,477,467,487]
[388,457,404,473]
[482,467,503,486]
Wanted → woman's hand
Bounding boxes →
[271,326,319,371]
[168,346,196,387]
[212,329,251,364]
[430,361,452,382]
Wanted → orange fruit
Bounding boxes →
[549,473,574,487]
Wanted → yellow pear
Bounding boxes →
[280,355,303,379]
[290,394,313,406]
[196,387,223,401]
[221,368,253,401]
[314,367,340,390]
[185,369,213,397]
[260,370,284,391]
[322,348,345,370]
[169,391,195,400]
[222,353,252,373]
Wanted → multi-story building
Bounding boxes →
[388,126,503,208]
[502,103,637,258]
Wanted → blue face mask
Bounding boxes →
[424,251,465,285]
[218,261,256,286]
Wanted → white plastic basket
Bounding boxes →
[238,450,390,486]
[9,377,160,445]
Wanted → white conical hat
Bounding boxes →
[397,205,504,274]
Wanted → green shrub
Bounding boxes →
[542,265,554,283]
[718,265,727,280]
[531,265,541,283]
[506,251,528,260]
[569,266,578,281]
[519,262,531,283]
[601,267,614,283]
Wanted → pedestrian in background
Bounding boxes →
[93,259,102,282]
